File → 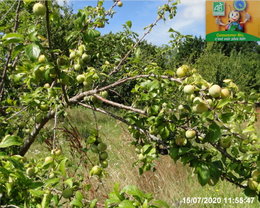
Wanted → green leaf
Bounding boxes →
[25,43,41,61]
[70,199,83,207]
[2,33,24,44]
[217,99,230,108]
[64,178,73,188]
[58,158,68,176]
[152,200,170,208]
[197,164,210,186]
[118,200,135,208]
[0,135,22,148]
[75,191,83,201]
[205,122,221,143]
[89,199,98,208]
[121,185,145,199]
[125,21,132,28]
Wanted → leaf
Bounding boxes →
[125,20,132,28]
[217,99,230,108]
[242,125,255,134]
[89,199,98,208]
[58,158,68,176]
[2,33,24,44]
[70,199,83,207]
[0,135,22,148]
[152,200,170,208]
[197,164,210,186]
[75,191,83,201]
[121,185,144,201]
[118,200,135,208]
[64,178,73,188]
[25,43,40,61]
[205,122,221,143]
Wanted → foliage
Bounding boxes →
[0,0,259,206]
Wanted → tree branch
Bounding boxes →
[70,74,181,103]
[19,111,55,156]
[93,94,146,115]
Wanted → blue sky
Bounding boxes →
[60,0,205,45]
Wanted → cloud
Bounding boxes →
[144,0,205,45]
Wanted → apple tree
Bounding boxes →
[0,0,259,206]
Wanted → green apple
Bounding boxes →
[97,142,107,151]
[251,170,260,180]
[69,51,76,59]
[117,1,123,7]
[78,45,86,53]
[176,65,187,78]
[220,88,230,98]
[101,160,108,168]
[38,54,46,63]
[99,151,108,160]
[90,165,102,176]
[62,188,74,199]
[185,130,196,139]
[33,3,46,16]
[26,168,35,177]
[76,75,85,83]
[40,104,49,111]
[219,137,232,148]
[183,85,195,94]
[44,83,50,88]
[74,64,81,70]
[44,156,53,164]
[209,85,221,98]
[100,91,108,98]
[248,178,258,191]
[192,103,208,113]
[175,137,187,146]
[82,53,90,62]
[54,149,61,156]
[178,105,184,110]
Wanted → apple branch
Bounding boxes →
[19,111,55,156]
[93,94,146,115]
[70,74,181,102]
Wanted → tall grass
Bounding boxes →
[28,107,260,207]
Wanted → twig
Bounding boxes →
[70,74,181,102]
[53,108,58,149]
[93,94,146,115]
[6,106,28,121]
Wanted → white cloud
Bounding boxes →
[144,0,205,45]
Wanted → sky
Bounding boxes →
[60,0,205,45]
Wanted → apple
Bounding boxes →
[74,64,81,70]
[87,136,96,144]
[99,151,108,160]
[101,160,108,168]
[219,137,232,148]
[40,104,49,111]
[62,188,74,199]
[69,51,76,59]
[97,142,107,151]
[193,97,203,104]
[248,178,258,191]
[54,149,61,156]
[44,156,53,164]
[97,22,105,28]
[175,137,187,146]
[183,85,195,94]
[26,168,35,177]
[76,75,85,83]
[209,85,221,98]
[192,103,208,113]
[176,66,187,78]
[38,55,46,63]
[82,53,90,62]
[117,1,123,7]
[185,129,196,139]
[251,170,260,180]
[100,91,108,98]
[78,45,86,53]
[33,3,46,16]
[178,105,184,110]
[44,83,50,88]
[220,88,230,98]
[90,165,102,176]
[206,99,213,106]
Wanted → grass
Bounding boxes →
[28,107,260,208]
